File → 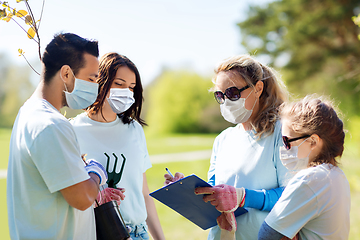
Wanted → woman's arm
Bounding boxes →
[258,221,285,240]
[244,187,284,211]
[143,173,166,240]
[209,173,284,211]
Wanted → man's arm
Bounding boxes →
[60,173,100,211]
[60,159,108,211]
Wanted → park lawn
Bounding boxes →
[0,128,11,169]
[341,145,360,240]
[0,179,9,240]
[0,129,359,239]
[146,159,211,239]
[145,132,218,155]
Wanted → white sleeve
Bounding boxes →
[30,122,89,193]
[265,176,319,238]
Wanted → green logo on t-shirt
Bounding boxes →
[104,153,126,188]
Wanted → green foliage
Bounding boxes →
[0,53,35,128]
[238,0,360,117]
[353,13,360,40]
[145,69,233,135]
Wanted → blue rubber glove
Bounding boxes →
[85,159,108,186]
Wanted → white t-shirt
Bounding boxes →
[7,97,95,240]
[207,121,291,240]
[265,164,350,240]
[70,112,152,225]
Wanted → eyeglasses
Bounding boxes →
[214,85,250,104]
[282,135,311,150]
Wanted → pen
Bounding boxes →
[165,167,174,178]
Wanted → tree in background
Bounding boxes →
[0,53,34,128]
[238,0,360,117]
[144,69,233,135]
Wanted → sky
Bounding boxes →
[0,0,272,86]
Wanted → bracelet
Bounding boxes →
[240,191,246,207]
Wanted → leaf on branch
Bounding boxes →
[24,14,32,24]
[18,48,24,56]
[15,9,27,17]
[2,2,8,8]
[0,8,6,18]
[4,12,12,22]
[16,0,25,2]
[27,26,35,39]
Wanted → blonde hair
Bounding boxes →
[280,95,345,167]
[213,55,288,138]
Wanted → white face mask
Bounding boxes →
[220,90,257,124]
[107,88,135,114]
[62,70,99,110]
[279,138,311,171]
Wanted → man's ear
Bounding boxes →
[255,80,264,98]
[59,65,72,84]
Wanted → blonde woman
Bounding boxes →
[258,96,350,240]
[165,55,291,239]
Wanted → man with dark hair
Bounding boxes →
[7,33,107,239]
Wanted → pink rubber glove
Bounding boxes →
[217,212,237,232]
[195,184,245,213]
[97,187,125,206]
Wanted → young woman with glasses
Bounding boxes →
[258,96,350,240]
[165,55,291,239]
[71,52,165,240]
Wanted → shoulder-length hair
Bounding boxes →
[86,52,147,126]
[213,55,288,138]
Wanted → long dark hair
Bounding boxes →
[86,52,147,126]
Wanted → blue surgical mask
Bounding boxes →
[61,70,99,109]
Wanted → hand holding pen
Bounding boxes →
[164,168,185,186]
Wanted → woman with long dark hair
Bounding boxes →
[71,52,165,240]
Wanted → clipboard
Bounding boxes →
[150,174,248,230]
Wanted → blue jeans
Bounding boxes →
[128,222,149,240]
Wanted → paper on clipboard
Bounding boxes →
[149,174,248,230]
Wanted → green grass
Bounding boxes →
[146,159,211,239]
[0,128,11,169]
[0,179,9,240]
[145,133,217,155]
[341,145,360,240]
[1,129,360,239]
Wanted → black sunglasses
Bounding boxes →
[214,85,250,104]
[282,135,311,150]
